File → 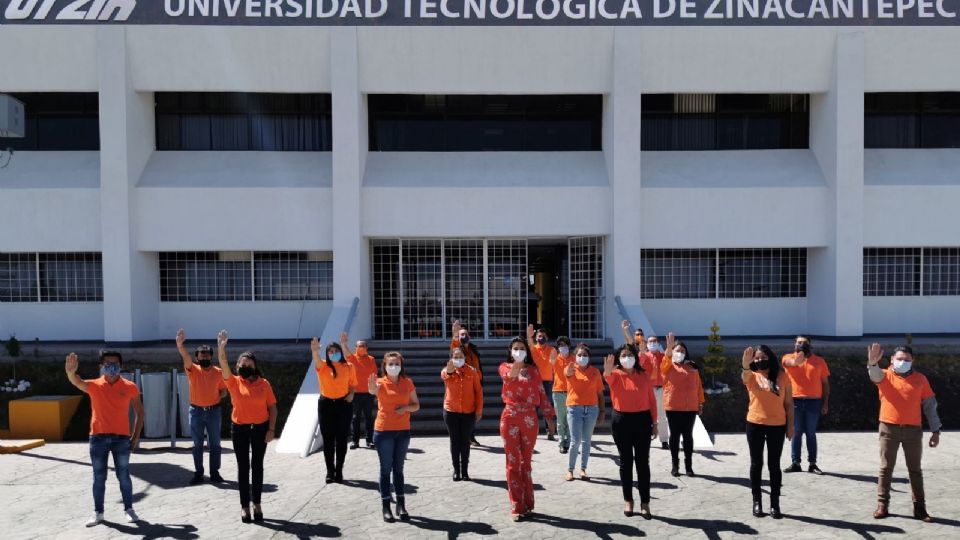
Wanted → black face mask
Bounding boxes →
[238,366,257,379]
[536,336,546,344]
[795,343,811,354]
[460,335,469,344]
[197,359,212,369]
[750,359,771,372]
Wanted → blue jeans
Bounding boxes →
[540,380,554,433]
[189,405,222,475]
[791,398,822,464]
[373,430,410,500]
[89,435,133,513]
[567,405,599,471]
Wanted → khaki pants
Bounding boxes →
[878,422,924,504]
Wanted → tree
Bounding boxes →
[701,321,728,391]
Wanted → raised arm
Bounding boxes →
[339,331,355,358]
[602,354,615,378]
[176,328,193,372]
[741,347,755,384]
[661,332,677,377]
[526,324,537,351]
[64,353,88,393]
[451,319,463,348]
[367,373,380,395]
[130,395,144,449]
[311,337,324,371]
[217,329,231,380]
[867,343,884,384]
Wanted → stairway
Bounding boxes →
[366,339,615,435]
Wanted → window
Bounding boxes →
[864,247,960,296]
[0,93,99,151]
[0,252,102,302]
[159,251,333,302]
[369,94,602,151]
[155,93,332,151]
[865,93,960,148]
[641,248,806,299]
[641,94,809,151]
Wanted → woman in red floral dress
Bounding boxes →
[499,337,556,521]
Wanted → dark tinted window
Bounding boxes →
[0,93,99,150]
[369,94,602,151]
[865,92,960,148]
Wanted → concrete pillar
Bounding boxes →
[97,27,158,343]
[808,31,865,337]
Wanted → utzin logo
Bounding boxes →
[4,0,136,21]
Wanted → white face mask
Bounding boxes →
[512,349,527,362]
[576,355,590,367]
[672,352,686,364]
[452,358,465,369]
[385,364,402,376]
[647,343,659,353]
[558,346,570,356]
[620,357,636,369]
[892,359,912,374]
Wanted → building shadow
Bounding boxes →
[653,515,758,540]
[17,451,89,467]
[821,471,908,485]
[100,519,199,540]
[339,478,419,494]
[784,514,905,539]
[254,517,341,539]
[404,515,498,539]
[525,513,645,539]
[470,477,544,491]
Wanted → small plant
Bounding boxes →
[3,334,21,358]
[702,321,730,395]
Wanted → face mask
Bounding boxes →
[512,349,527,362]
[329,352,342,363]
[385,364,402,376]
[647,343,659,353]
[795,343,811,354]
[536,336,546,344]
[672,352,686,364]
[576,355,590,367]
[100,364,121,377]
[452,358,465,369]
[558,346,570,356]
[620,357,636,369]
[460,335,469,344]
[238,366,256,379]
[197,359,211,369]
[892,359,912,374]
[749,359,770,372]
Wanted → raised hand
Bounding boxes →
[446,358,457,373]
[867,343,883,366]
[311,337,321,355]
[65,353,79,375]
[621,320,630,331]
[526,324,535,340]
[666,332,676,351]
[603,354,615,373]
[217,329,229,349]
[549,348,558,365]
[452,319,462,336]
[742,347,755,369]
[339,331,348,343]
[176,328,187,349]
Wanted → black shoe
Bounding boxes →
[784,462,802,473]
[253,509,264,523]
[470,437,481,447]
[335,470,344,483]
[210,473,225,483]
[752,500,763,517]
[349,441,360,450]
[396,497,410,522]
[670,461,680,477]
[325,473,335,484]
[366,439,374,448]
[189,474,204,485]
[770,497,782,519]
[661,442,669,450]
[453,471,462,482]
[382,501,395,523]
[808,463,823,475]
[461,471,471,482]
[241,508,252,524]
[559,446,569,454]
[685,468,696,477]
[547,433,556,441]
[914,502,934,523]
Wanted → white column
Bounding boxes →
[808,31,865,337]
[605,29,652,337]
[97,27,158,343]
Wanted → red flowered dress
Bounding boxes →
[499,362,556,515]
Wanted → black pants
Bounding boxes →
[666,411,697,466]
[443,410,476,474]
[745,421,786,500]
[232,421,268,508]
[320,397,352,477]
[351,393,376,444]
[611,410,653,504]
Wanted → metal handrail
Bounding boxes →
[343,296,360,334]
[614,295,631,328]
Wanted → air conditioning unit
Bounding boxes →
[0,94,26,138]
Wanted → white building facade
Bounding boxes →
[1,18,959,343]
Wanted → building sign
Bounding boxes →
[1,0,958,25]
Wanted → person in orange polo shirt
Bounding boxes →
[622,320,668,449]
[176,329,227,485]
[65,350,144,528]
[312,338,357,484]
[741,345,794,519]
[451,319,483,447]
[662,333,706,478]
[527,324,558,441]
[867,343,942,523]
[550,336,575,454]
[603,344,658,519]
[340,331,377,449]
[217,330,278,524]
[564,343,606,481]
[782,335,830,475]
[441,347,483,481]
[368,352,420,523]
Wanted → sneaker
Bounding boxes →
[808,464,823,475]
[124,508,140,523]
[85,513,104,527]
[784,462,802,473]
[189,473,204,485]
[366,440,374,448]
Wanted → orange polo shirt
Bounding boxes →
[565,365,603,407]
[530,343,556,383]
[451,338,482,380]
[87,376,139,436]
[604,369,657,418]
[315,361,357,399]
[185,364,226,407]
[877,369,934,427]
[782,353,830,399]
[348,354,378,394]
[224,376,277,425]
[375,376,416,432]
[640,351,665,387]
[745,373,790,426]
[441,365,483,416]
[552,353,575,392]
[660,357,705,412]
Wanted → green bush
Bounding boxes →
[3,334,22,357]
[701,321,728,390]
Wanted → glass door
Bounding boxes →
[569,236,605,340]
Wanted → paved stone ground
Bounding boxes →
[1,432,958,539]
